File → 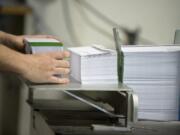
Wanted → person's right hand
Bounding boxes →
[21,51,70,84]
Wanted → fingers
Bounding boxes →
[54,60,70,68]
[49,68,70,84]
[49,76,69,84]
[49,51,70,59]
[53,68,70,75]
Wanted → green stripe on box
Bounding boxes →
[29,42,63,47]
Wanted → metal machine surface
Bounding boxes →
[27,80,138,135]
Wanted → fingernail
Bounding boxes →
[64,51,70,57]
[65,69,70,74]
[63,78,69,83]
[67,62,70,67]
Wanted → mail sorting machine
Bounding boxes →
[27,80,138,135]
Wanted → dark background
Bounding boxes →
[0,0,26,34]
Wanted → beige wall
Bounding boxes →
[26,0,180,48]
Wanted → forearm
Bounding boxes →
[0,45,26,75]
[0,31,23,51]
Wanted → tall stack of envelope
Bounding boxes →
[120,45,180,121]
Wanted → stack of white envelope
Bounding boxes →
[24,37,63,54]
[120,45,180,121]
[68,46,118,84]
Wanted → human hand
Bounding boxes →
[21,51,70,84]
